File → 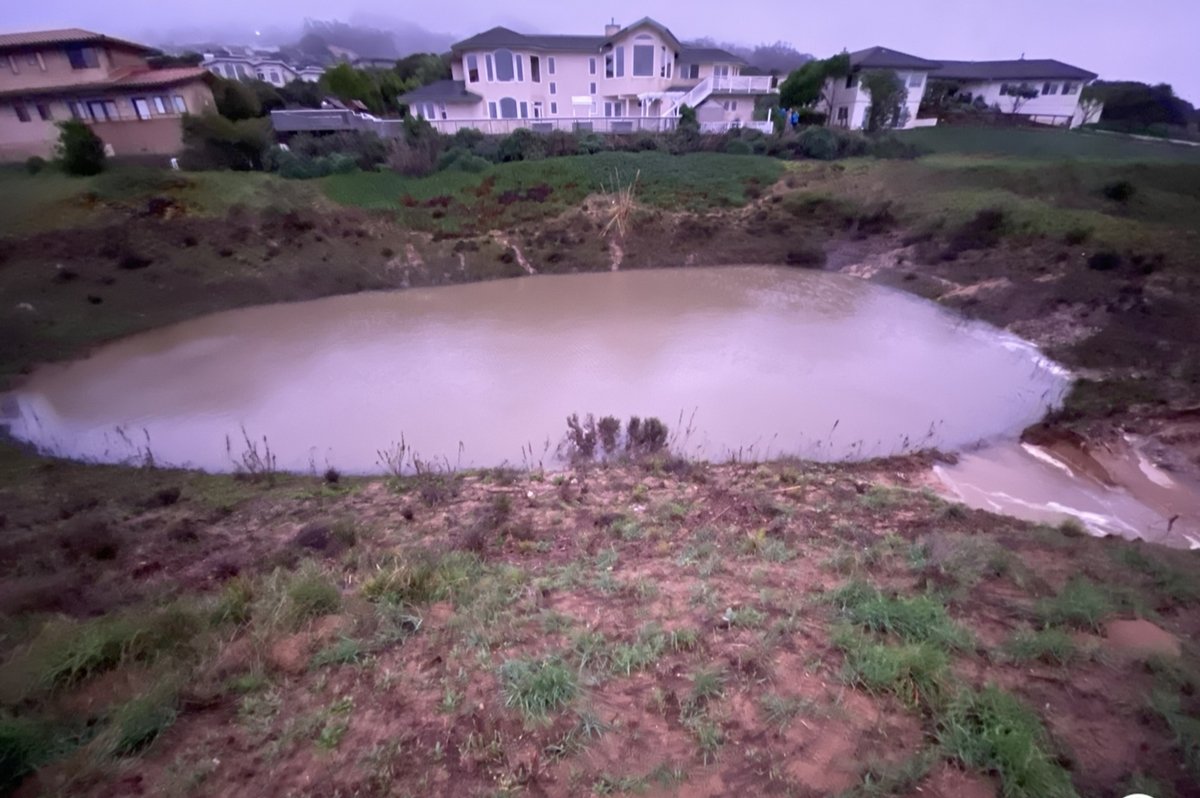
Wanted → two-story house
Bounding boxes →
[202,53,298,87]
[0,28,215,161]
[399,17,776,134]
[821,47,941,131]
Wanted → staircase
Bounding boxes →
[661,75,776,118]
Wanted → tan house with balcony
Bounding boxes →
[399,17,776,135]
[0,28,216,161]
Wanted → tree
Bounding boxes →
[778,53,850,110]
[861,70,908,131]
[279,79,324,109]
[212,77,262,120]
[181,113,272,170]
[394,53,450,87]
[248,80,285,114]
[56,119,106,175]
[1004,83,1039,114]
[321,63,381,113]
[1083,81,1193,128]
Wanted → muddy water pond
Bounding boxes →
[4,266,1067,474]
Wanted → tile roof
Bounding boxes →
[0,67,209,99]
[934,59,1097,82]
[0,28,152,53]
[398,79,483,104]
[849,46,942,71]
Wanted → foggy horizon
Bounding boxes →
[3,0,1197,103]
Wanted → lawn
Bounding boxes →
[896,126,1200,162]
[319,151,784,231]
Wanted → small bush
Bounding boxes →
[500,657,578,719]
[597,416,621,455]
[286,566,341,622]
[627,416,668,455]
[939,686,1077,798]
[1086,251,1122,271]
[576,132,607,155]
[796,126,839,160]
[868,135,924,159]
[723,139,753,155]
[498,128,547,162]
[56,119,106,176]
[1102,180,1135,202]
[24,156,47,175]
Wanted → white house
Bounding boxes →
[821,47,941,131]
[201,54,297,87]
[818,46,1100,130]
[399,17,777,134]
[932,59,1100,127]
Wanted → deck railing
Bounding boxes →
[271,111,771,137]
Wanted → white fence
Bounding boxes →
[271,110,772,137]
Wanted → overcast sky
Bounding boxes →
[7,0,1197,103]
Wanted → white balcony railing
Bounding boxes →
[710,75,777,94]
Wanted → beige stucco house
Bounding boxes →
[0,28,216,161]
[400,17,776,134]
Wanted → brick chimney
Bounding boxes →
[605,19,621,36]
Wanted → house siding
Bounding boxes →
[953,78,1090,127]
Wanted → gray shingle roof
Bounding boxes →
[849,47,942,71]
[452,27,605,53]
[934,59,1097,82]
[680,47,746,65]
[398,79,482,105]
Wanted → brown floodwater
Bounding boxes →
[1,266,1068,474]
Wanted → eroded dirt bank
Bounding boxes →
[2,451,1199,797]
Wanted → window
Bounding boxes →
[153,96,168,114]
[1043,82,1058,95]
[660,47,669,77]
[999,83,1011,96]
[605,52,614,78]
[7,55,19,74]
[533,101,543,118]
[589,82,596,95]
[530,55,540,83]
[714,65,729,77]
[270,71,280,84]
[685,64,700,80]
[485,54,494,81]
[1062,82,1078,95]
[498,97,518,118]
[589,57,596,75]
[104,100,119,119]
[845,73,856,89]
[235,64,248,79]
[13,103,30,123]
[519,101,528,118]
[172,95,187,113]
[515,54,524,82]
[68,101,85,120]
[908,73,923,88]
[548,57,555,75]
[550,102,557,114]
[488,101,497,118]
[255,71,265,80]
[133,98,151,120]
[549,81,556,95]
[36,103,52,121]
[494,49,514,81]
[615,46,625,77]
[66,45,100,69]
[633,44,654,76]
[86,100,112,121]
[466,54,479,83]
[837,106,849,124]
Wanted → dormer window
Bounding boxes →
[65,45,100,70]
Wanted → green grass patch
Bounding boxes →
[834,628,950,709]
[285,565,341,623]
[107,684,178,756]
[362,550,482,606]
[830,581,971,649]
[311,638,364,669]
[1149,689,1200,781]
[1004,628,1080,666]
[611,625,667,676]
[938,686,1077,798]
[320,151,783,231]
[499,657,578,720]
[1035,577,1113,631]
[896,127,1200,162]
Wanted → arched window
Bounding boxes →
[499,97,518,118]
[494,49,515,82]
